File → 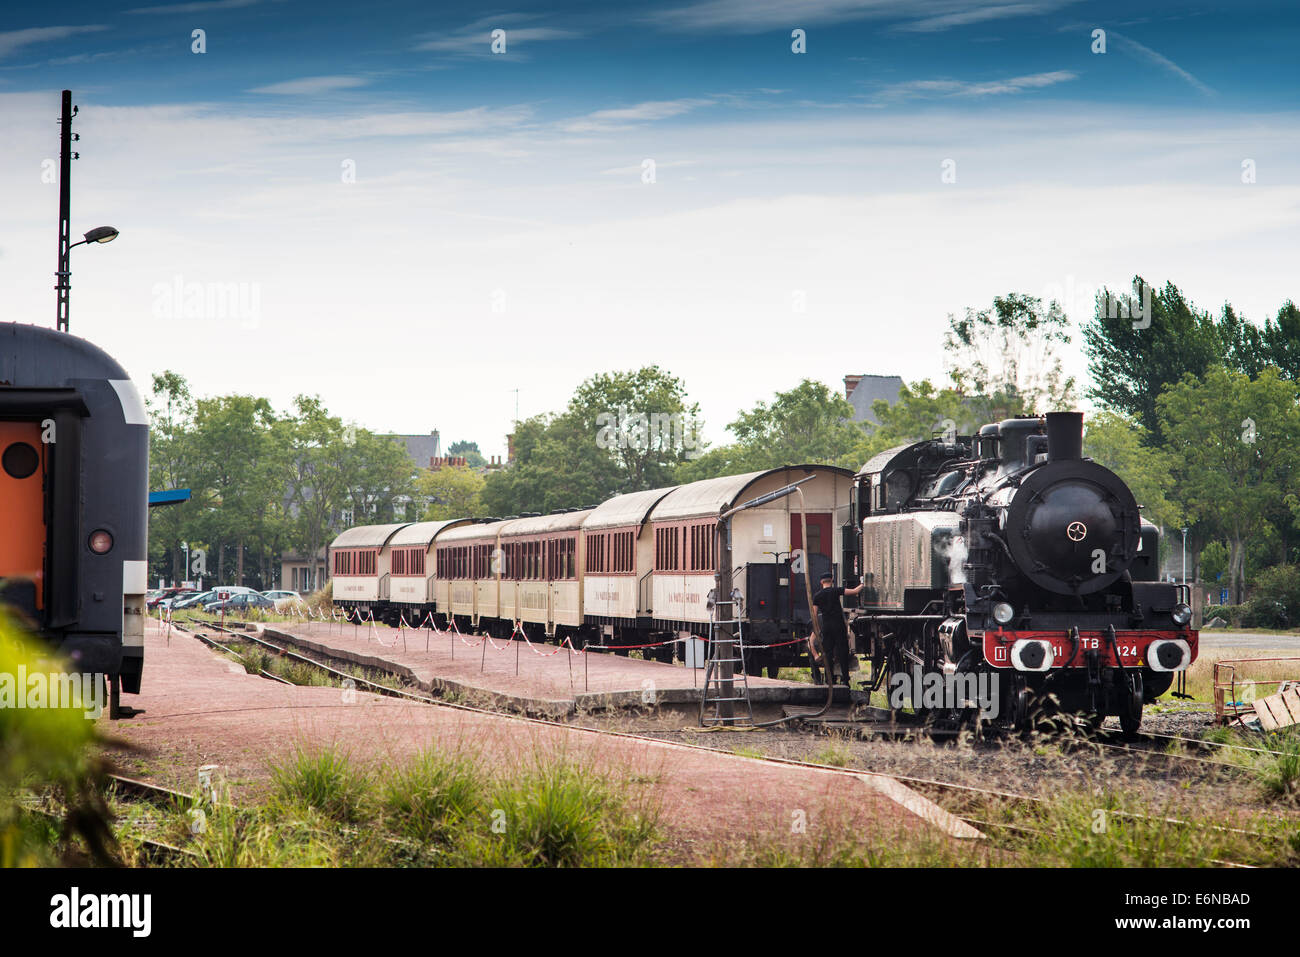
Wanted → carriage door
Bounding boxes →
[0,422,48,619]
[789,513,833,621]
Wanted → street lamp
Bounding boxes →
[56,225,119,332]
[1181,528,1188,584]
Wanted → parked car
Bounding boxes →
[169,590,217,610]
[204,592,276,614]
[261,589,303,611]
[148,586,197,609]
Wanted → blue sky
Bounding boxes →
[2,1,1298,456]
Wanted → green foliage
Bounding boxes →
[942,292,1076,415]
[146,374,415,590]
[381,751,484,844]
[417,465,485,520]
[1157,366,1300,601]
[483,366,701,514]
[851,379,977,465]
[1082,410,1181,529]
[161,746,662,867]
[1237,564,1300,628]
[0,617,99,867]
[677,379,864,482]
[1200,541,1229,582]
[1262,301,1300,380]
[1082,277,1227,443]
[1256,734,1300,804]
[470,758,659,867]
[271,749,372,824]
[447,439,487,468]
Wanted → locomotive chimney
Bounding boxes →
[1045,411,1084,462]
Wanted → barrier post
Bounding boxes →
[515,631,520,676]
[480,630,487,673]
[567,642,573,691]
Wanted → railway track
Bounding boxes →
[171,618,1286,866]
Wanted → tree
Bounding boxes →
[1081,411,1181,531]
[279,397,351,592]
[339,430,414,525]
[417,466,485,520]
[145,372,198,584]
[481,366,703,514]
[848,379,975,466]
[447,440,486,468]
[1262,301,1300,380]
[676,379,863,482]
[188,394,276,584]
[1082,277,1225,442]
[1157,367,1300,603]
[943,292,1076,416]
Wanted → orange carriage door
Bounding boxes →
[0,423,48,611]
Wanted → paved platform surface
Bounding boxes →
[100,620,980,856]
[256,620,863,716]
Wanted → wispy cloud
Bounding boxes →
[560,98,713,133]
[0,25,107,60]
[1109,31,1215,96]
[897,2,1071,32]
[413,15,580,57]
[875,70,1077,100]
[650,0,1074,33]
[249,75,371,95]
[126,0,261,14]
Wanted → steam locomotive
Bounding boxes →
[845,411,1196,733]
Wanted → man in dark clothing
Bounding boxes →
[812,573,865,686]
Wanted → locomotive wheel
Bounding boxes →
[1119,672,1144,736]
[767,663,781,679]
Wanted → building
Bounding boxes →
[844,374,905,424]
[382,430,441,470]
[280,548,327,594]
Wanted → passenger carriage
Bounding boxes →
[329,523,408,615]
[386,519,472,625]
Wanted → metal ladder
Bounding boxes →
[700,600,753,726]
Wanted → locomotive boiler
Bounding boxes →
[845,411,1196,733]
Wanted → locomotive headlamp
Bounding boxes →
[88,529,114,554]
[1171,602,1192,626]
[992,602,1015,625]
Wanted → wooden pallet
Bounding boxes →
[1253,686,1300,731]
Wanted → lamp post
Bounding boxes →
[56,226,119,332]
[1181,528,1188,585]
[55,89,119,332]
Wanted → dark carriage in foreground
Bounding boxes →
[0,323,149,717]
[845,411,1196,733]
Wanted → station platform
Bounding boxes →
[100,620,980,853]
[255,619,867,717]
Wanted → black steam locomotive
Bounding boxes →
[844,411,1196,733]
